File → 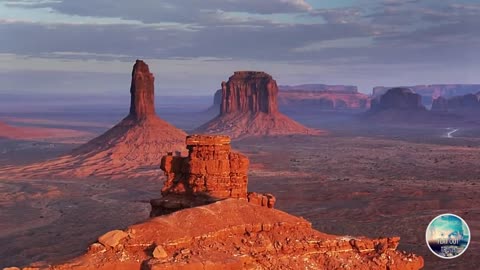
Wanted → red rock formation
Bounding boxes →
[44,199,423,270]
[151,135,274,216]
[129,60,156,119]
[373,84,480,107]
[12,135,423,270]
[207,87,370,113]
[196,71,322,138]
[161,135,248,198]
[370,87,426,111]
[373,84,480,99]
[220,71,279,115]
[0,60,187,180]
[431,92,480,113]
[363,88,455,124]
[247,192,276,208]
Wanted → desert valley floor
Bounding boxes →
[0,112,479,270]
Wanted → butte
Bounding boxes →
[0,60,186,179]
[195,71,322,139]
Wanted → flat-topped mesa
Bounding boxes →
[129,59,156,120]
[151,135,275,216]
[196,71,322,138]
[220,71,279,115]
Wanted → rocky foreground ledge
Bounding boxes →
[13,199,423,270]
[6,135,424,270]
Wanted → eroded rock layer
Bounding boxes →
[220,71,279,115]
[196,71,321,138]
[0,60,186,180]
[151,135,275,216]
[207,87,370,113]
[161,135,248,198]
[47,199,424,270]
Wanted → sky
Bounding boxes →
[2,0,480,96]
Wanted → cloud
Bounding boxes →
[292,37,373,52]
[1,0,480,94]
[4,0,313,25]
[0,19,374,62]
[311,7,364,24]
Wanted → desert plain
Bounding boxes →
[0,102,479,269]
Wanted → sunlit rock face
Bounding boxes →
[129,60,156,120]
[0,60,187,180]
[220,71,279,115]
[150,135,276,216]
[195,71,322,138]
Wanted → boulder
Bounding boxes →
[152,246,168,259]
[98,230,128,248]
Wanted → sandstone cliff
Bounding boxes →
[207,85,370,114]
[151,135,275,216]
[0,60,186,180]
[195,71,321,138]
[45,199,423,270]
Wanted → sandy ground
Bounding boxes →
[0,114,479,269]
[237,135,480,270]
[0,177,161,268]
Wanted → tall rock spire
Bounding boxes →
[3,59,187,180]
[129,60,156,119]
